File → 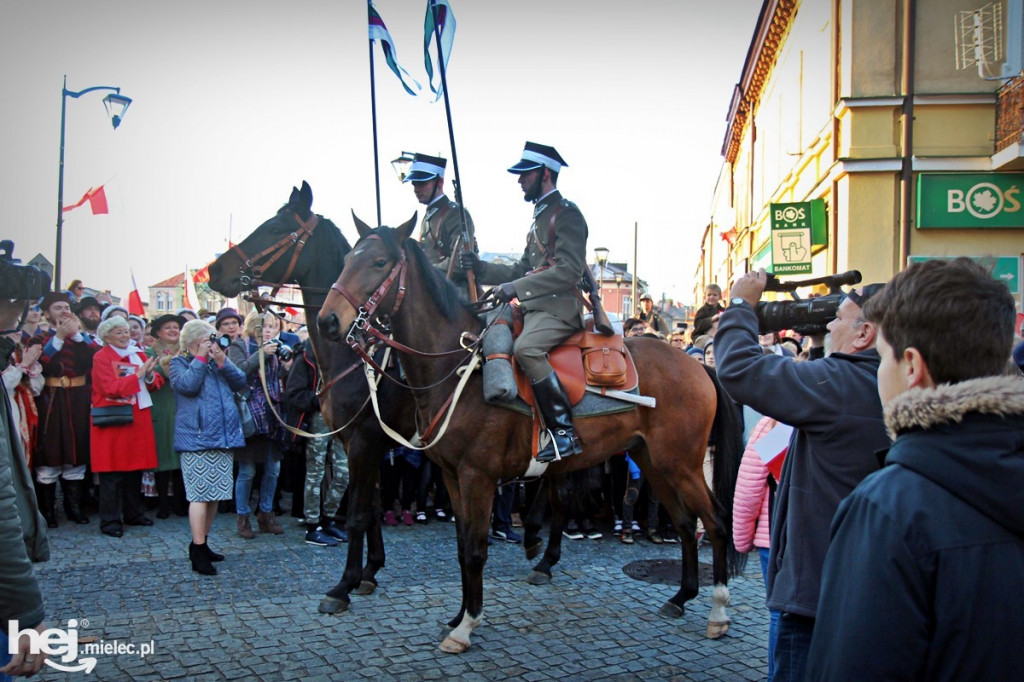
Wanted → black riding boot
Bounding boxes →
[531,371,583,464]
[189,542,217,576]
[35,481,58,528]
[61,478,90,524]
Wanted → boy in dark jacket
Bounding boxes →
[284,344,348,547]
[807,258,1024,681]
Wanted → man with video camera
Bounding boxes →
[0,242,51,677]
[715,268,889,682]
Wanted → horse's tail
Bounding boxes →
[703,364,747,578]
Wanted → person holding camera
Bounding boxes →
[714,269,889,682]
[0,292,50,679]
[807,258,1024,681]
[170,319,247,576]
[227,310,286,538]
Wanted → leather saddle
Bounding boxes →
[512,319,639,408]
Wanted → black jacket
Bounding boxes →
[808,375,1024,681]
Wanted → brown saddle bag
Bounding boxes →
[580,332,628,387]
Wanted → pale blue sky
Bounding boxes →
[1,0,761,304]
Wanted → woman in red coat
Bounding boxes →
[91,317,162,537]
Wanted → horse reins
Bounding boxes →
[231,212,320,298]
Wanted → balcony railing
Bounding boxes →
[995,74,1024,152]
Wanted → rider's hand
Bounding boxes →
[459,251,481,275]
[492,282,517,304]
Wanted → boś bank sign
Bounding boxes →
[917,172,1024,228]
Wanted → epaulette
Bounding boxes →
[560,198,577,209]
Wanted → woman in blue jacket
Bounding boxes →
[170,319,247,576]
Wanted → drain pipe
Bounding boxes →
[899,0,916,269]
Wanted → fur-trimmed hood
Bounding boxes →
[884,375,1024,440]
[883,374,1024,537]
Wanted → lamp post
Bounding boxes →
[389,151,416,182]
[614,272,623,317]
[594,246,609,302]
[55,76,132,291]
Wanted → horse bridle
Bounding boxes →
[231,211,320,297]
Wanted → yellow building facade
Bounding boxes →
[697,0,1024,311]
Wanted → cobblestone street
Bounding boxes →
[32,512,769,681]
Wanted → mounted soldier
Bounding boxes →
[460,141,587,463]
[403,152,476,298]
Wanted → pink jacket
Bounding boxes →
[732,415,776,553]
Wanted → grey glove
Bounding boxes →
[492,282,517,304]
[459,251,480,275]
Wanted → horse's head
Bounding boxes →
[208,180,323,297]
[317,212,417,343]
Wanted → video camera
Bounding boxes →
[756,270,862,336]
[209,334,232,351]
[0,240,49,301]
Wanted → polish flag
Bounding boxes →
[183,265,200,311]
[753,422,793,482]
[127,270,145,316]
[63,185,109,215]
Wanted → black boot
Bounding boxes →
[204,538,225,562]
[61,479,90,524]
[189,542,217,575]
[35,481,58,528]
[531,371,583,464]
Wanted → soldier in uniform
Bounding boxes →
[635,293,670,336]
[403,152,476,297]
[32,291,99,526]
[461,142,587,463]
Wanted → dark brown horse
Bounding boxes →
[317,216,745,653]
[207,182,415,612]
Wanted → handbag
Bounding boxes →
[234,391,257,439]
[91,404,134,427]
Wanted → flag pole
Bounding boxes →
[368,0,382,226]
[430,0,476,301]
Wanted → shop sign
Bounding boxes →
[917,173,1024,228]
[907,255,1020,294]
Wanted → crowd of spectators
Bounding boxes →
[3,265,1022,679]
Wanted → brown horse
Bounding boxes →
[207,182,415,613]
[317,215,745,653]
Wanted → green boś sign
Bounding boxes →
[769,200,827,275]
[917,173,1024,228]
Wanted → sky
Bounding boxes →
[1,0,762,306]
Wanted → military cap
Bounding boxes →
[404,153,447,183]
[508,142,568,174]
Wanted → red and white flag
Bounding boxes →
[753,422,793,482]
[63,185,109,215]
[183,265,200,311]
[127,269,145,316]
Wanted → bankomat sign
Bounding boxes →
[917,173,1024,228]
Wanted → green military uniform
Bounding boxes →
[475,189,588,381]
[419,194,475,286]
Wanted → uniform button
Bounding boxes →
[525,291,532,297]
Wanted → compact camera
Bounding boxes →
[267,338,293,362]
[756,270,862,336]
[209,334,232,351]
[0,240,49,301]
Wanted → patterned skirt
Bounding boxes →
[180,449,234,502]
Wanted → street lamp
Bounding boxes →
[55,76,132,291]
[614,272,623,316]
[594,246,609,301]
[390,151,416,182]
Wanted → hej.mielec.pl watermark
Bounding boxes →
[7,618,155,674]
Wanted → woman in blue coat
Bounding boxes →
[169,319,247,576]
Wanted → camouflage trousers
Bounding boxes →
[303,412,350,525]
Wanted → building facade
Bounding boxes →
[697,0,1024,310]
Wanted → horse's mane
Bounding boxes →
[276,204,353,259]
[373,226,474,323]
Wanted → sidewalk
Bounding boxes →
[31,513,769,681]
